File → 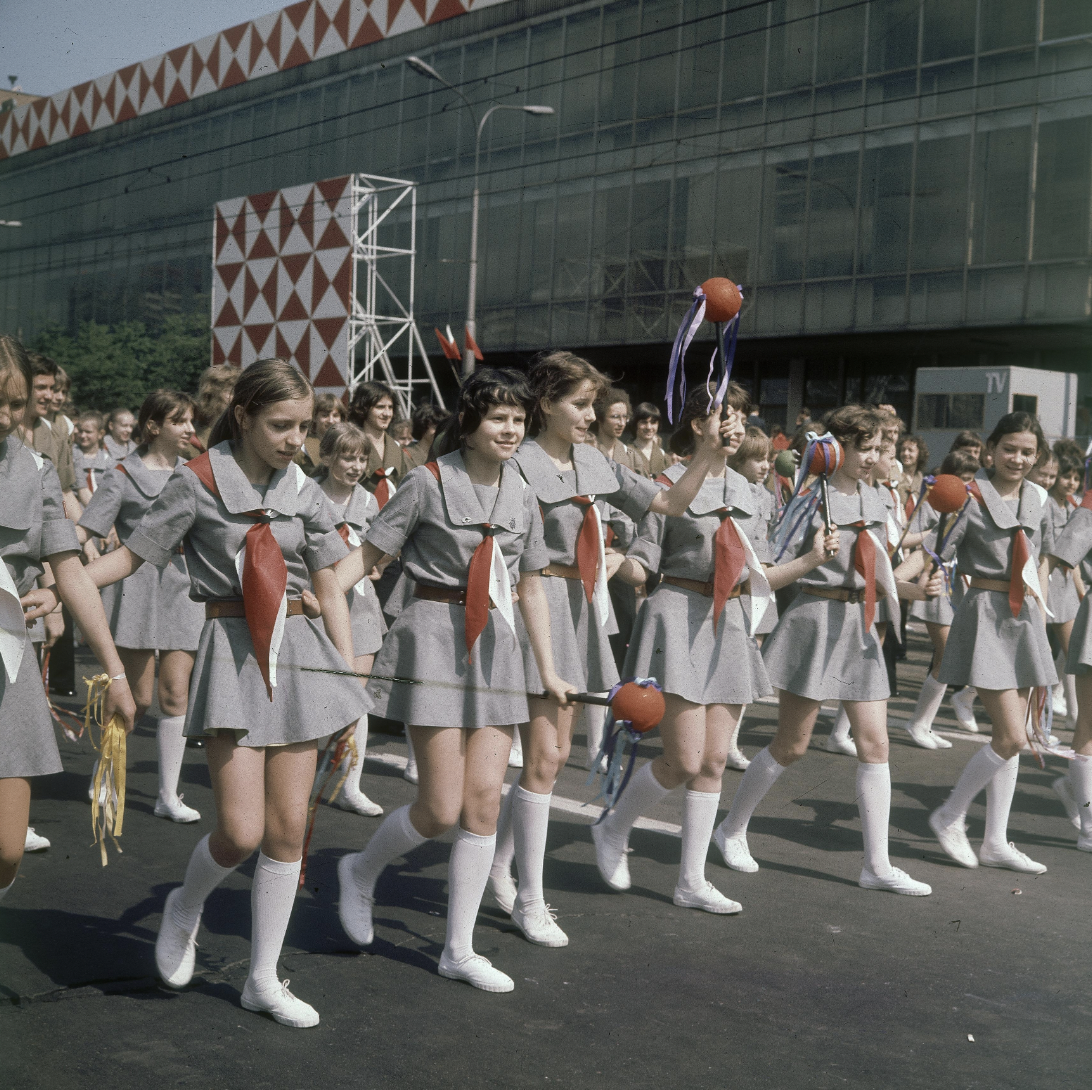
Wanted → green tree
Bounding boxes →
[33,313,211,410]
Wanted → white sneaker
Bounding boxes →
[339,787,383,817]
[725,749,751,771]
[488,869,517,914]
[950,688,979,732]
[24,827,50,852]
[337,853,375,945]
[823,732,857,756]
[979,842,1047,874]
[1052,686,1068,718]
[155,887,201,988]
[673,881,742,914]
[929,809,979,868]
[154,795,201,824]
[1078,833,1092,853]
[510,900,569,947]
[590,820,630,890]
[241,978,319,1028]
[712,826,759,873]
[859,867,932,896]
[403,760,419,785]
[1052,778,1082,830]
[904,722,939,749]
[438,952,514,993]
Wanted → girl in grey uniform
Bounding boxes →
[1048,493,1092,851]
[591,385,817,913]
[316,422,386,817]
[335,368,572,994]
[85,360,368,1028]
[77,391,206,823]
[900,450,982,749]
[2,336,136,903]
[928,413,1056,875]
[488,352,735,948]
[713,405,936,897]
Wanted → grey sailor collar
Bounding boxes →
[203,441,306,517]
[434,450,526,531]
[118,450,185,499]
[972,469,1042,533]
[513,438,619,503]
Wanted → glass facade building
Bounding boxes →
[2,0,1091,426]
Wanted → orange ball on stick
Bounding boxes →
[807,439,843,477]
[610,681,665,734]
[926,474,969,514]
[700,278,743,323]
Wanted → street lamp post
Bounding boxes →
[406,56,553,376]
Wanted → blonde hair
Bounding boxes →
[318,421,368,466]
[729,426,772,469]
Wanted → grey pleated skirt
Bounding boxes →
[0,645,63,778]
[1065,596,1092,675]
[184,614,370,746]
[348,581,386,657]
[761,592,890,702]
[623,584,771,706]
[937,588,1057,690]
[368,598,528,728]
[101,554,204,652]
[517,574,619,694]
[1048,567,1081,625]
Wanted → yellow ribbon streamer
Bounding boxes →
[84,673,126,866]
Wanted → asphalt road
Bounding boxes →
[2,624,1088,1090]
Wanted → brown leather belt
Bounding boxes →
[663,575,747,599]
[802,585,882,604]
[969,577,1030,595]
[206,598,305,619]
[542,563,582,580]
[413,583,518,607]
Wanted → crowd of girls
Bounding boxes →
[5,334,1090,1030]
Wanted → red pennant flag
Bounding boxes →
[434,327,460,360]
[464,326,484,362]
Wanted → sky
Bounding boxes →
[0,0,281,96]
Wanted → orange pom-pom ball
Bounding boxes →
[611,682,665,734]
[807,439,843,477]
[700,278,742,323]
[927,474,969,514]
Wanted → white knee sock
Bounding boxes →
[511,786,552,910]
[444,828,496,962]
[156,715,188,802]
[1062,672,1078,724]
[718,746,786,840]
[489,784,517,879]
[856,762,892,876]
[908,674,947,732]
[404,727,416,769]
[342,717,368,797]
[830,704,852,744]
[678,790,721,890]
[0,877,14,904]
[939,744,1009,824]
[982,755,1019,853]
[350,804,427,898]
[1070,754,1092,837]
[601,762,670,845]
[176,834,237,930]
[247,853,300,993]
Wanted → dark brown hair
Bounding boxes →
[136,389,196,446]
[195,365,241,428]
[669,381,752,457]
[347,380,396,429]
[986,411,1045,462]
[208,359,313,447]
[938,449,980,477]
[411,403,451,440]
[822,405,884,451]
[897,433,929,474]
[593,387,632,436]
[633,401,661,426]
[526,351,610,434]
[433,368,534,457]
[309,392,346,434]
[950,430,982,453]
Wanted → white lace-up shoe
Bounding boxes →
[438,952,514,993]
[339,786,383,817]
[511,901,569,946]
[488,870,517,914]
[24,827,50,852]
[590,821,631,890]
[673,881,742,914]
[1052,777,1082,829]
[950,688,979,732]
[403,760,419,785]
[979,842,1047,874]
[337,853,375,946]
[241,978,320,1028]
[904,722,940,749]
[823,732,858,756]
[713,826,759,873]
[929,809,979,868]
[725,749,751,771]
[155,887,201,988]
[859,867,932,896]
[154,795,201,823]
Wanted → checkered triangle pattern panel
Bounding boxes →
[212,175,354,393]
[1,0,510,161]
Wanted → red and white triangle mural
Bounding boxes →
[1,0,511,161]
[212,175,355,393]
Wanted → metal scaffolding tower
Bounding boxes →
[347,173,445,413]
